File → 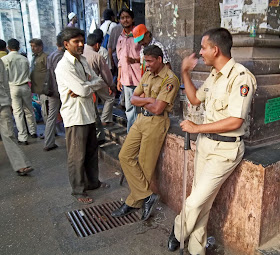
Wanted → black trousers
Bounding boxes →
[65,123,99,195]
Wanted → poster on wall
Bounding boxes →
[243,0,268,14]
[269,0,280,7]
[220,0,244,31]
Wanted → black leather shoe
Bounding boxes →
[111,203,137,217]
[168,226,180,251]
[141,193,160,221]
[18,140,29,145]
[31,134,38,138]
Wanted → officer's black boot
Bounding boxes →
[167,225,180,251]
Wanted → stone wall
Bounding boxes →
[151,132,280,254]
[0,0,26,52]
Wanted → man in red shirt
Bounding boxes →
[116,8,141,132]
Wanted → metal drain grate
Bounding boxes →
[66,201,140,237]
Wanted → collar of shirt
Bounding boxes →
[148,64,169,79]
[121,28,134,38]
[32,51,43,58]
[9,51,18,55]
[211,58,235,78]
[64,50,79,64]
[64,50,92,77]
[148,37,156,46]
[84,44,96,53]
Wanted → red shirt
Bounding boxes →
[116,29,141,86]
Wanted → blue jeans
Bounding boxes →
[123,85,137,133]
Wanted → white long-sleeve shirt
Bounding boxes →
[55,50,106,127]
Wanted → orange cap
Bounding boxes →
[132,24,148,43]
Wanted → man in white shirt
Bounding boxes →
[55,27,106,204]
[100,9,117,39]
[2,39,37,145]
[0,59,33,176]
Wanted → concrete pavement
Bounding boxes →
[0,125,180,255]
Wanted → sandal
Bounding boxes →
[72,195,93,205]
[17,167,34,176]
[86,181,110,190]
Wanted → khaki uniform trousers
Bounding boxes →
[174,134,245,255]
[119,113,170,208]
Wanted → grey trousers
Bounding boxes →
[44,97,61,148]
[10,84,37,142]
[96,86,114,123]
[0,106,30,171]
[65,123,99,196]
[39,94,48,123]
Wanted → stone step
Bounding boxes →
[99,139,121,171]
[97,104,127,184]
[255,235,280,255]
[103,123,127,146]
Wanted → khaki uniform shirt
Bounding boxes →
[196,58,257,137]
[135,65,180,113]
[30,51,48,94]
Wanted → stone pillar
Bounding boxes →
[25,0,57,54]
[84,0,100,34]
[0,0,25,52]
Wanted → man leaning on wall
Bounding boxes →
[167,28,257,255]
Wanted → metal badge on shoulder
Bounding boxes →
[240,85,249,97]
[166,84,173,92]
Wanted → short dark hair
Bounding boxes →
[119,8,134,19]
[56,32,63,47]
[93,28,103,40]
[29,38,43,47]
[0,39,6,51]
[8,38,20,51]
[202,28,232,58]
[61,27,85,42]
[143,45,163,61]
[87,33,102,46]
[103,9,114,20]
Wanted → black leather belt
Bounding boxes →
[140,107,164,117]
[203,133,243,142]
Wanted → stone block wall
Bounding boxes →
[0,0,26,52]
[151,132,280,254]
[36,0,57,54]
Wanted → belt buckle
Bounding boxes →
[205,133,211,139]
[144,109,148,116]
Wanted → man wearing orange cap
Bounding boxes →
[133,24,171,75]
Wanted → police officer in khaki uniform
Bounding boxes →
[167,28,257,255]
[111,45,180,220]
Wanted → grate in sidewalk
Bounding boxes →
[66,201,140,237]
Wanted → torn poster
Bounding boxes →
[220,0,244,31]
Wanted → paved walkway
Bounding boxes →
[0,125,179,255]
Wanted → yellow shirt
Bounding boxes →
[196,58,257,137]
[0,51,7,59]
[135,65,180,113]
